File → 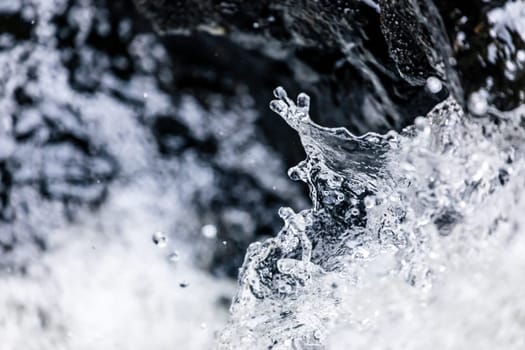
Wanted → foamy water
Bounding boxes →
[219,88,525,349]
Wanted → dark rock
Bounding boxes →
[135,0,525,117]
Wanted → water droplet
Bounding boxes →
[414,117,429,132]
[278,207,295,220]
[273,86,287,99]
[201,224,217,239]
[152,231,168,248]
[386,130,400,149]
[288,166,304,181]
[517,50,525,63]
[270,100,288,115]
[168,251,179,263]
[389,193,401,203]
[468,91,488,116]
[296,93,310,111]
[425,77,442,94]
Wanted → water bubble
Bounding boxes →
[366,135,380,143]
[326,174,343,188]
[414,116,429,132]
[152,231,168,248]
[425,76,442,94]
[278,282,293,294]
[322,191,343,206]
[364,196,376,209]
[201,224,217,239]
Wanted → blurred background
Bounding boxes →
[0,0,311,348]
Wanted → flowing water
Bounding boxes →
[219,87,525,349]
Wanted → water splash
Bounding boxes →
[218,87,525,349]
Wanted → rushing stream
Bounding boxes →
[1,0,525,349]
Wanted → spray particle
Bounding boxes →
[468,90,488,116]
[168,251,179,263]
[425,76,443,94]
[152,231,168,248]
[201,224,217,239]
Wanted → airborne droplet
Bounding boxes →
[425,76,442,94]
[152,231,168,248]
[168,251,180,263]
[201,224,218,239]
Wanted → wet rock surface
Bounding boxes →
[136,0,525,116]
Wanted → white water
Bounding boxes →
[219,88,525,349]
